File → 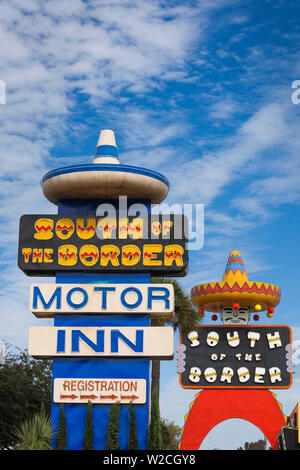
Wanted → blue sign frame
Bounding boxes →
[50,199,153,450]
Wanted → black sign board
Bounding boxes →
[18,214,188,276]
[179,325,292,389]
[277,426,300,450]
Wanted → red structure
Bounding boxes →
[179,389,286,450]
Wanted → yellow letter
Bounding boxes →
[101,245,120,266]
[32,248,43,263]
[162,220,173,236]
[58,245,78,266]
[43,248,53,263]
[119,218,143,239]
[76,218,96,239]
[79,245,99,266]
[128,218,143,239]
[151,221,161,236]
[164,244,184,267]
[119,218,129,239]
[21,248,32,263]
[34,218,54,240]
[55,218,75,240]
[143,244,162,266]
[97,218,117,239]
[122,245,141,266]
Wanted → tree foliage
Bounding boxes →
[0,345,52,449]
[106,401,121,450]
[150,278,201,401]
[83,401,94,450]
[151,278,200,332]
[56,404,67,450]
[238,438,267,450]
[147,387,164,450]
[14,405,55,450]
[161,419,182,450]
[128,402,139,450]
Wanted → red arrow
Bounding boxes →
[100,394,119,400]
[60,394,78,400]
[121,395,139,401]
[80,394,98,400]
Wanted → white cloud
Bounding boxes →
[162,102,293,209]
[209,97,239,121]
[0,0,228,348]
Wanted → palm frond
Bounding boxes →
[151,277,201,332]
[15,410,55,450]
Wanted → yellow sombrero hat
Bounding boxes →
[191,250,281,315]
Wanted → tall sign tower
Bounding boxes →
[18,129,188,449]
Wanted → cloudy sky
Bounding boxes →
[0,0,299,450]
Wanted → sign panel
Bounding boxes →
[18,214,188,276]
[277,426,300,450]
[53,378,147,404]
[28,326,174,359]
[30,283,174,318]
[179,325,292,389]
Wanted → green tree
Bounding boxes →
[238,438,267,450]
[56,404,67,450]
[0,345,52,449]
[14,406,55,450]
[161,419,182,450]
[128,402,139,450]
[106,401,121,450]
[150,278,201,403]
[147,387,163,450]
[83,401,94,450]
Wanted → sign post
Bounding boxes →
[179,250,291,450]
[18,129,188,449]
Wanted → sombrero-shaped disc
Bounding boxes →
[41,163,169,205]
[41,130,169,205]
[191,250,281,313]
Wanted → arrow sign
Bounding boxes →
[53,378,147,404]
[80,394,98,400]
[121,394,139,401]
[60,394,78,400]
[100,394,119,400]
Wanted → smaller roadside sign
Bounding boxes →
[179,325,292,389]
[53,378,147,404]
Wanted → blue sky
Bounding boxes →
[0,0,299,449]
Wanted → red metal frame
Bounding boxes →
[179,389,286,450]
